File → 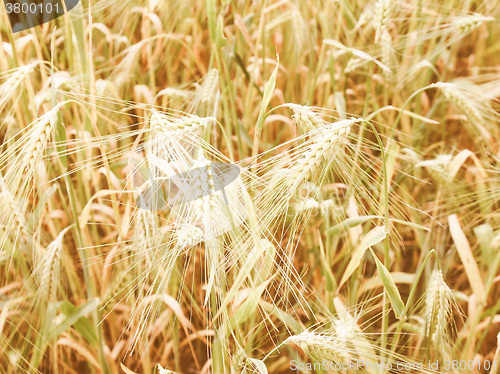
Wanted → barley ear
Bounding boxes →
[0,173,31,246]
[285,104,325,133]
[374,0,392,43]
[454,13,494,34]
[37,227,72,303]
[424,270,453,359]
[285,331,353,363]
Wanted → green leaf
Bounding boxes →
[318,234,336,292]
[328,216,430,236]
[121,363,139,374]
[215,16,226,47]
[46,298,100,342]
[449,214,485,301]
[260,301,302,334]
[215,239,274,320]
[228,277,273,333]
[248,358,268,374]
[29,184,58,233]
[0,228,15,259]
[474,223,493,260]
[334,92,346,119]
[206,0,217,44]
[327,215,379,236]
[258,239,275,283]
[385,141,399,188]
[53,111,67,168]
[369,249,404,319]
[252,57,279,157]
[338,226,387,290]
[60,301,98,345]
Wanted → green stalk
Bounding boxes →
[352,119,390,364]
[389,250,440,353]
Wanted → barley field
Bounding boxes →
[0,0,499,373]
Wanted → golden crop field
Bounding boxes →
[0,0,499,373]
